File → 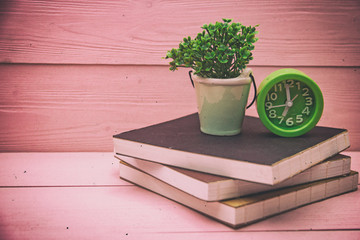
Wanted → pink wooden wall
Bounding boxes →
[0,0,359,151]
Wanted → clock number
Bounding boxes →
[296,114,303,124]
[278,115,303,126]
[305,97,313,106]
[286,117,294,126]
[296,81,301,90]
[278,116,284,124]
[265,102,272,110]
[302,87,310,96]
[266,92,278,101]
[271,93,278,101]
[274,83,283,92]
[286,79,294,88]
[269,109,277,118]
[302,106,310,115]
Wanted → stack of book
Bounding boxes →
[113,113,358,228]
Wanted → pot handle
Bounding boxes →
[246,73,257,109]
[188,70,195,88]
[188,70,257,109]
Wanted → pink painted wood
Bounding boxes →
[0,152,358,187]
[0,65,359,151]
[0,0,359,235]
[0,152,126,187]
[0,0,359,152]
[0,0,359,66]
[0,187,359,239]
[0,152,359,239]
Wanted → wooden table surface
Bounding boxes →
[0,152,359,240]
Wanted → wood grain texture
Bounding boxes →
[0,65,359,151]
[0,0,359,66]
[0,0,359,152]
[0,152,358,187]
[0,152,127,187]
[0,151,358,185]
[0,152,359,239]
[0,187,359,239]
[0,64,197,151]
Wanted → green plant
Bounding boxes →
[165,19,258,79]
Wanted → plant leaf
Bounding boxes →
[205,51,216,60]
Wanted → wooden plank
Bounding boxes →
[0,184,359,238]
[0,0,359,66]
[0,64,197,152]
[117,232,360,240]
[0,152,358,237]
[0,152,357,187]
[0,152,129,187]
[0,65,359,151]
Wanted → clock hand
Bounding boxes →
[268,104,287,109]
[281,84,291,117]
[291,94,298,101]
[282,106,289,117]
[285,84,291,102]
[281,94,298,117]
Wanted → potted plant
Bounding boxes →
[165,19,259,136]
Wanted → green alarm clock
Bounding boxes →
[256,68,324,137]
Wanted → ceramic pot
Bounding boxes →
[192,68,252,136]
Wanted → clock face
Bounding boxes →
[257,69,324,137]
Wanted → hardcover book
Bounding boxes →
[119,161,358,229]
[114,113,349,184]
[117,154,351,201]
